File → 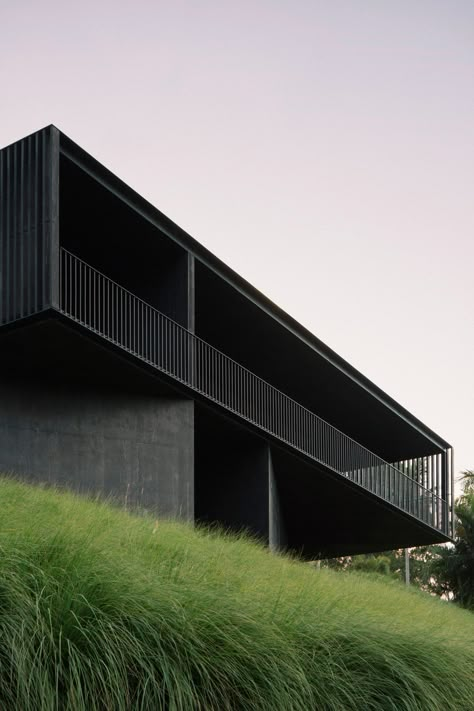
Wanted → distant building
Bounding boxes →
[0,126,454,556]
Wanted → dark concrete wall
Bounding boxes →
[0,376,194,519]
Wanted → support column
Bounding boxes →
[187,252,195,333]
[269,448,287,552]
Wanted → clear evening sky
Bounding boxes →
[1,1,472,488]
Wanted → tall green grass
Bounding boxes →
[1,477,473,710]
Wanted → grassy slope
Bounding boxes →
[1,478,473,711]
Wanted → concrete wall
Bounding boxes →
[0,376,194,519]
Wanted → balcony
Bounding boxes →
[59,248,452,539]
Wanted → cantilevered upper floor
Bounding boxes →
[0,125,454,556]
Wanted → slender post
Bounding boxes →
[405,548,410,586]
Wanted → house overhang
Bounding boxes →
[0,313,453,554]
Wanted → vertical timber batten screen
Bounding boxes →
[0,129,57,325]
[59,248,452,537]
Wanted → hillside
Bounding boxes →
[1,477,473,710]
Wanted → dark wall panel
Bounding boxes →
[0,127,58,325]
[0,375,194,519]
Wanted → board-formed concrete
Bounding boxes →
[0,376,194,519]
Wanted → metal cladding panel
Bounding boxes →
[0,127,58,325]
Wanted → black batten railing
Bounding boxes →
[59,248,452,536]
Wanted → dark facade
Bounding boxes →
[0,125,454,557]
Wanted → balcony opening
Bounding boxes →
[194,261,445,467]
[59,154,190,327]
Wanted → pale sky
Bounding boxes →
[1,1,473,488]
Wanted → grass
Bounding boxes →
[1,477,473,710]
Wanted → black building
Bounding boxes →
[0,126,454,557]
